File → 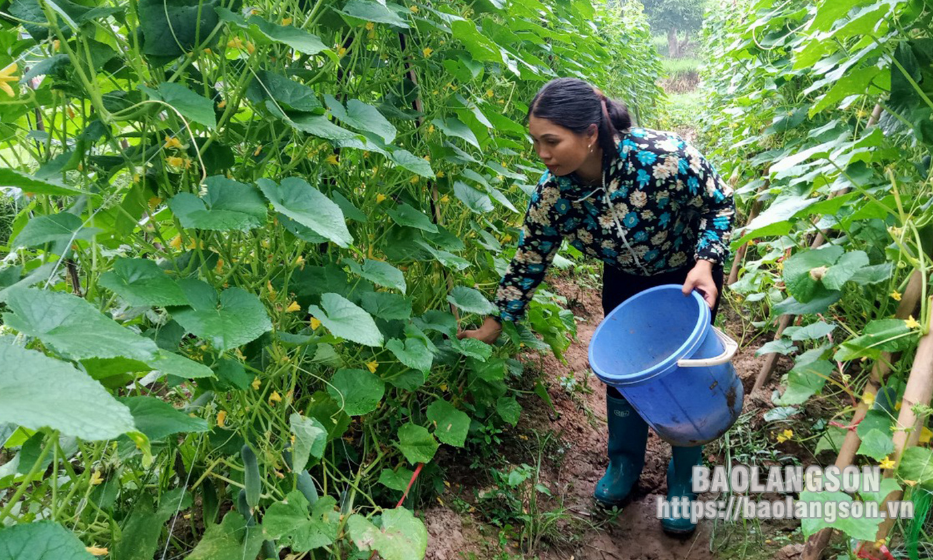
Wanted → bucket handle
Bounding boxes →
[677,327,738,368]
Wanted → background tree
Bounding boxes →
[640,0,707,57]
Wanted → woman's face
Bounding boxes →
[528,115,597,177]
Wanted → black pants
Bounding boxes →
[601,262,724,399]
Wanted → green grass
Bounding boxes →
[662,57,702,76]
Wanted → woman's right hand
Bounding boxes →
[456,316,503,344]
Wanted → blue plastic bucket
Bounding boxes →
[588,285,743,446]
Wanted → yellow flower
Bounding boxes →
[89,470,104,485]
[366,21,375,30]
[269,391,282,404]
[428,124,435,133]
[486,88,494,98]
[503,234,512,242]
[246,42,256,54]
[904,479,918,487]
[0,63,19,97]
[164,135,183,149]
[879,456,896,470]
[423,47,433,57]
[337,46,347,57]
[170,235,183,249]
[410,176,419,184]
[281,17,293,25]
[253,145,263,156]
[251,377,261,390]
[862,391,876,406]
[376,193,387,203]
[776,429,793,443]
[891,290,902,301]
[439,195,449,203]
[410,5,419,12]
[52,40,60,51]
[366,360,378,373]
[286,301,301,313]
[215,258,224,273]
[267,281,276,299]
[217,99,227,109]
[227,37,244,50]
[920,426,932,444]
[310,317,322,330]
[326,154,340,165]
[166,156,188,168]
[86,547,109,556]
[217,410,227,427]
[436,170,445,178]
[295,255,305,267]
[905,316,922,330]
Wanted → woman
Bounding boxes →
[458,77,735,534]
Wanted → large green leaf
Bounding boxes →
[140,82,216,128]
[834,319,918,361]
[447,286,496,315]
[168,176,267,231]
[389,149,434,178]
[344,259,407,293]
[774,360,832,405]
[0,521,96,560]
[246,15,329,55]
[0,343,135,440]
[324,95,396,143]
[386,337,434,372]
[337,0,410,28]
[148,350,215,379]
[496,396,521,426]
[427,399,470,447]
[170,284,272,351]
[386,203,438,233]
[898,446,933,489]
[799,491,882,540]
[139,0,221,57]
[309,294,383,347]
[453,181,494,213]
[326,368,385,416]
[361,292,412,321]
[821,251,869,291]
[12,213,98,248]
[257,178,353,247]
[0,168,83,196]
[414,240,470,270]
[3,288,159,361]
[433,116,481,150]
[247,70,322,113]
[287,114,359,141]
[396,422,439,464]
[118,396,209,440]
[263,492,339,552]
[346,508,428,560]
[99,258,189,307]
[290,413,328,472]
[782,246,844,303]
[856,429,894,461]
[450,19,503,64]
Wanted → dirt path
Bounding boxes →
[425,271,790,559]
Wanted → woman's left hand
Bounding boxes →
[682,260,718,309]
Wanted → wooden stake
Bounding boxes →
[858,302,933,559]
[801,270,924,560]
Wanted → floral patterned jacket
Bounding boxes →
[495,127,735,322]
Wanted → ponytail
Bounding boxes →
[528,77,632,163]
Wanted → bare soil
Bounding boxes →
[426,270,799,560]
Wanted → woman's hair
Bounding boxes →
[527,77,632,162]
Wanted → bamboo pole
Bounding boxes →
[858,303,933,559]
[801,270,924,560]
[751,105,883,393]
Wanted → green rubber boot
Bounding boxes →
[593,394,649,507]
[661,445,704,534]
